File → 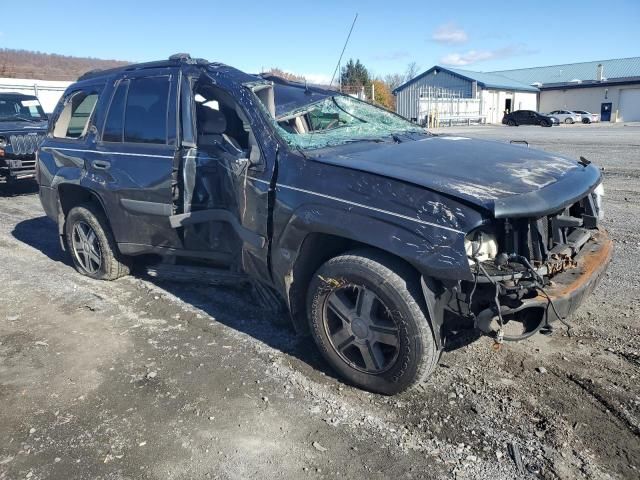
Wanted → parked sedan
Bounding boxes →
[502,110,559,127]
[573,110,600,124]
[548,110,582,124]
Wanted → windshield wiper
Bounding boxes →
[343,137,389,145]
[11,114,40,123]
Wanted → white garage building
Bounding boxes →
[395,57,640,124]
[491,57,640,122]
[393,66,538,125]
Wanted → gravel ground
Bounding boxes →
[0,123,638,480]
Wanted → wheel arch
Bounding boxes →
[56,184,111,247]
[284,231,427,336]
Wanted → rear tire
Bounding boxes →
[582,118,590,124]
[65,204,130,281]
[307,249,440,395]
[565,118,574,124]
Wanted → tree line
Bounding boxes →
[0,49,129,81]
[1,49,417,111]
[338,58,420,110]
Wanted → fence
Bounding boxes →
[0,78,71,113]
[340,84,373,102]
[416,86,485,127]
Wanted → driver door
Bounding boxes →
[170,78,276,277]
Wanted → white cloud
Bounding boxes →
[432,23,468,45]
[440,45,535,66]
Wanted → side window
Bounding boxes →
[102,80,128,142]
[53,90,100,139]
[124,76,170,144]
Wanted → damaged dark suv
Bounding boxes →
[37,55,612,394]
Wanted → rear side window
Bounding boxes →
[53,90,100,139]
[124,77,169,144]
[102,80,128,142]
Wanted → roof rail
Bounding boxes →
[169,53,192,61]
[169,53,209,65]
[77,55,212,82]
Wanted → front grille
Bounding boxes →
[501,191,601,270]
[9,133,46,156]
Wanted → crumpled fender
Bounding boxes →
[271,202,476,293]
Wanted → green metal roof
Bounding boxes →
[489,57,640,85]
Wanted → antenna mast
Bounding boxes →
[329,13,358,89]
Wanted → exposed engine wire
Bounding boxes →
[469,253,572,341]
[509,254,573,337]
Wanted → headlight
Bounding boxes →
[593,183,605,220]
[465,229,498,264]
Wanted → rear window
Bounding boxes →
[124,77,169,144]
[52,90,100,139]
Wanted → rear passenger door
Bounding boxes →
[88,68,182,251]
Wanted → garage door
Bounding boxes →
[619,88,640,122]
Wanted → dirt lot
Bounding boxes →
[1,123,639,480]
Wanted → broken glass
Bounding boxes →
[272,95,425,150]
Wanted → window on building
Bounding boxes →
[124,77,170,144]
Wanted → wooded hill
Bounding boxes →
[0,49,130,81]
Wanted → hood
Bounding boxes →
[0,120,48,133]
[308,136,602,218]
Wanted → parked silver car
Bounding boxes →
[548,110,582,124]
[573,110,600,124]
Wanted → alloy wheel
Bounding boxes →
[322,284,401,374]
[71,221,102,274]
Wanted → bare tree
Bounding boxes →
[263,67,305,82]
[404,62,421,83]
[383,73,405,91]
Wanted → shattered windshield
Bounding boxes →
[272,94,425,150]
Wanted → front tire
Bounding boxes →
[65,204,130,280]
[307,249,440,395]
[540,119,551,127]
[507,119,516,126]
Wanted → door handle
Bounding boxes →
[91,160,111,170]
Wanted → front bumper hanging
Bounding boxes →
[474,228,613,339]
